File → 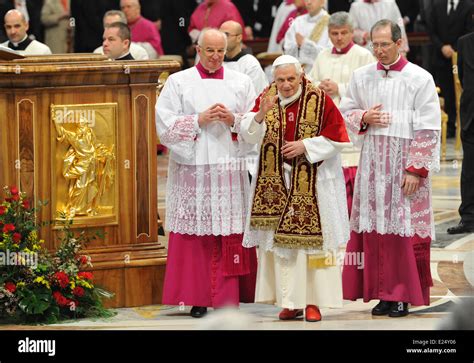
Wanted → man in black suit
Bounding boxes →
[448,31,474,234]
[428,0,473,137]
[327,0,354,14]
[0,0,44,42]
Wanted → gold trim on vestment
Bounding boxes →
[250,78,326,250]
[309,13,330,44]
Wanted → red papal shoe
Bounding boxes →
[305,305,322,322]
[278,308,304,320]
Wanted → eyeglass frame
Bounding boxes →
[197,45,226,56]
[369,41,396,50]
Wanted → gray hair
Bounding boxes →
[104,10,127,24]
[271,63,303,78]
[370,19,402,42]
[197,28,227,49]
[328,11,354,31]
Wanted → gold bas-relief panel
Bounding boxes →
[51,103,118,226]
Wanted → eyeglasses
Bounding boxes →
[198,46,226,56]
[370,42,395,50]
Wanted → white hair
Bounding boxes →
[328,11,354,31]
[271,63,303,78]
[197,28,227,49]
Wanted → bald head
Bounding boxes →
[5,9,26,23]
[4,9,29,44]
[219,21,242,56]
[120,0,141,23]
[220,20,242,35]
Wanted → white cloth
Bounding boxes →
[447,0,460,13]
[340,62,441,138]
[94,43,149,60]
[0,39,52,55]
[255,249,343,309]
[240,110,350,259]
[338,61,441,239]
[267,1,296,53]
[349,0,409,53]
[223,53,268,176]
[283,9,332,71]
[224,54,268,96]
[155,66,257,236]
[308,44,375,167]
[14,0,29,23]
[135,42,158,59]
[308,45,375,106]
[240,92,350,309]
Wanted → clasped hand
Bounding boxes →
[198,103,235,127]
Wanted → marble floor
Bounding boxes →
[1,141,472,331]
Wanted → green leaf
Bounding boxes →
[18,288,52,315]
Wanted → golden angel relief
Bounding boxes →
[52,104,117,219]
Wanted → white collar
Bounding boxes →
[11,34,28,47]
[382,54,401,70]
[279,85,302,107]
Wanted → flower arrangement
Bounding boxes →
[0,186,114,324]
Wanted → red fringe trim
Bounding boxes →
[222,234,250,277]
[413,240,433,288]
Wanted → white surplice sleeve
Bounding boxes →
[339,75,366,135]
[155,75,200,160]
[303,137,349,164]
[239,113,267,145]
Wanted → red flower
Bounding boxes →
[9,186,19,195]
[4,282,16,293]
[11,194,20,201]
[12,232,22,244]
[0,205,6,215]
[22,200,30,209]
[73,286,85,297]
[78,271,93,281]
[3,223,15,233]
[53,291,71,307]
[77,255,88,265]
[53,271,70,288]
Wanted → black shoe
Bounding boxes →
[371,300,392,316]
[447,221,474,235]
[388,302,409,317]
[190,306,207,318]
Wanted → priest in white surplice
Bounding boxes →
[282,0,332,71]
[308,11,375,217]
[240,55,351,322]
[155,28,258,319]
[339,20,441,317]
[349,0,409,55]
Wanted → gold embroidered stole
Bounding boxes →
[250,79,326,250]
[309,13,330,44]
